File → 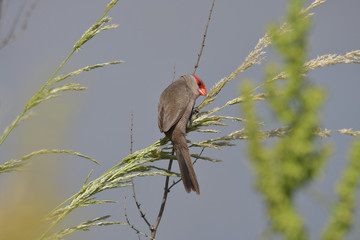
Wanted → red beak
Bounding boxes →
[198,88,207,96]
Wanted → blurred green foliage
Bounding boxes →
[242,0,360,239]
[322,138,360,240]
[242,0,324,239]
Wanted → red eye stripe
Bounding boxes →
[192,74,205,88]
[192,74,207,96]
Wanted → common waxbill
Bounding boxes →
[158,74,207,194]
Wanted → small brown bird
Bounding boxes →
[158,74,207,194]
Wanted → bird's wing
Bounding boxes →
[158,81,192,133]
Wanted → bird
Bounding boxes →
[158,74,207,194]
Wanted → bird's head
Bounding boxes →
[192,74,207,96]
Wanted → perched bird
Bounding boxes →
[158,74,207,194]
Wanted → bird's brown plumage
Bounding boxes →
[158,74,206,194]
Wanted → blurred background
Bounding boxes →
[0,0,359,239]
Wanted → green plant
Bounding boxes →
[0,1,121,171]
[241,0,360,239]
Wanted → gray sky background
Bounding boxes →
[0,0,360,239]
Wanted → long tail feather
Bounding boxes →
[174,142,200,194]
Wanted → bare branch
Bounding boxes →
[193,0,215,75]
[128,110,153,234]
[0,0,2,23]
[130,110,134,154]
[124,195,153,239]
[131,180,152,229]
[151,159,173,239]
[173,64,176,82]
[0,0,39,48]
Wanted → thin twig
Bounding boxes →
[129,110,152,232]
[131,180,152,229]
[193,0,215,75]
[168,178,182,192]
[151,159,173,239]
[0,0,2,24]
[124,195,153,239]
[2,0,26,43]
[0,0,39,48]
[193,147,205,165]
[130,110,134,154]
[173,65,176,82]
